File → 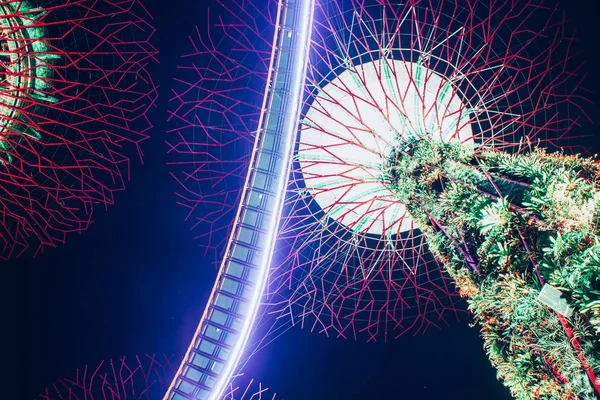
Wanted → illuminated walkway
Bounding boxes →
[164,0,314,399]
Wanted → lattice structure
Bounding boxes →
[0,0,157,259]
[222,375,277,400]
[36,355,175,400]
[36,355,275,400]
[168,0,586,342]
[168,0,278,260]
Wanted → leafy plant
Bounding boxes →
[387,139,600,399]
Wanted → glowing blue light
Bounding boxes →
[163,0,315,399]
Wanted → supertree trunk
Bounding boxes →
[387,139,600,399]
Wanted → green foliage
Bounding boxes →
[387,139,600,399]
[0,3,55,164]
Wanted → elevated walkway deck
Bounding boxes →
[164,0,314,399]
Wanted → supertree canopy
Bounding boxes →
[0,0,157,259]
[386,138,599,398]
[36,354,275,400]
[274,0,587,341]
[37,355,175,400]
[168,0,586,344]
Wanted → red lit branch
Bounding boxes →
[0,0,158,259]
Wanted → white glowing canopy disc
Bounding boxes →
[298,58,474,235]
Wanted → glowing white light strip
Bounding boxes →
[208,1,315,399]
[163,0,314,399]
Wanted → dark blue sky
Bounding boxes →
[14,0,600,399]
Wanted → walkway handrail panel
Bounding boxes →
[164,0,314,399]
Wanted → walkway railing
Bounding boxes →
[163,0,314,399]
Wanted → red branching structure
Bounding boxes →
[269,0,588,342]
[36,355,275,400]
[168,0,277,260]
[0,0,158,259]
[168,0,587,342]
[222,375,277,400]
[36,355,175,400]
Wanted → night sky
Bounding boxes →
[13,0,600,399]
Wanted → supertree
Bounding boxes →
[36,355,175,400]
[386,138,599,398]
[270,0,589,342]
[0,0,157,259]
[35,354,275,400]
[168,0,586,343]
